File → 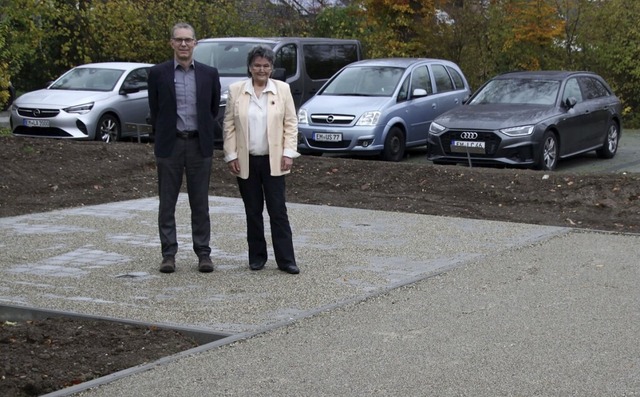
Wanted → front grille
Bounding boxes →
[17,108,60,118]
[441,130,501,157]
[310,114,355,125]
[12,126,72,138]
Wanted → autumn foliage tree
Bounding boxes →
[3,0,640,127]
[360,0,437,58]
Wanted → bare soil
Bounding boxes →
[1,135,639,395]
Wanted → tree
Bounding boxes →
[577,0,640,126]
[360,0,437,58]
[311,4,363,39]
[497,0,566,71]
[0,0,45,102]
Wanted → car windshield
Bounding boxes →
[321,66,404,97]
[49,68,124,91]
[194,41,275,76]
[470,78,560,105]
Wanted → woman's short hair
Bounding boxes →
[247,45,275,77]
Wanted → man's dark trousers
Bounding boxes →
[156,134,212,258]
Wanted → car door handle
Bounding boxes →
[432,103,437,109]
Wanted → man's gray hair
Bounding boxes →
[171,22,196,39]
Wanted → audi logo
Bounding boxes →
[326,115,335,123]
[460,131,478,139]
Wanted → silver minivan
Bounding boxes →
[297,58,471,161]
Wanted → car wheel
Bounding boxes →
[96,114,121,143]
[381,127,405,162]
[535,131,558,171]
[596,120,619,159]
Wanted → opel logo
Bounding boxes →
[460,131,478,139]
[327,115,335,123]
[33,108,41,116]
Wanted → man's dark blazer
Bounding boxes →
[148,60,221,158]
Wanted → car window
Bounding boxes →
[194,41,272,76]
[397,76,410,102]
[50,68,124,91]
[123,68,149,90]
[304,44,360,80]
[321,66,403,97]
[275,44,297,79]
[410,65,432,96]
[446,66,465,90]
[562,78,583,103]
[470,78,559,105]
[432,64,454,93]
[580,77,610,99]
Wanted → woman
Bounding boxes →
[223,46,300,274]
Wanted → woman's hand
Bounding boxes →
[281,156,293,172]
[227,159,240,175]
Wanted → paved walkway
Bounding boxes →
[0,195,638,396]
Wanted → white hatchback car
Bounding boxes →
[10,62,153,142]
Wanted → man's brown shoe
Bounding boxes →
[198,256,214,273]
[159,256,175,273]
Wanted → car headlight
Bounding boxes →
[297,108,308,124]
[356,111,380,126]
[429,121,446,135]
[63,102,94,114]
[500,125,534,137]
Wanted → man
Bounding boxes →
[148,22,221,273]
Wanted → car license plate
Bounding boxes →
[314,132,342,142]
[451,140,485,154]
[24,119,50,128]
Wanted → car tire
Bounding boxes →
[535,130,558,171]
[596,120,619,159]
[381,126,405,162]
[96,114,121,143]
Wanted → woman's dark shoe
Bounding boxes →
[278,264,300,274]
[249,261,266,271]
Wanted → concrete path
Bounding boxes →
[0,195,638,396]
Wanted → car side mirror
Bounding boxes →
[272,68,286,82]
[564,97,577,109]
[120,86,141,95]
[412,88,428,98]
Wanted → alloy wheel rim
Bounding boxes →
[544,137,557,169]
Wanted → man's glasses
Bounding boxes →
[172,37,195,45]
